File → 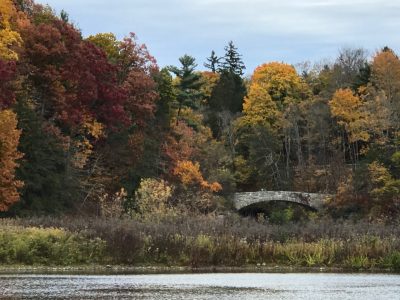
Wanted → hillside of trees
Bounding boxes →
[1,0,400,221]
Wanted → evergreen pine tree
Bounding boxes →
[209,70,246,113]
[219,41,246,76]
[11,98,80,215]
[207,70,246,137]
[204,50,220,73]
[168,55,204,117]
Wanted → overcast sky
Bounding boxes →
[35,0,399,74]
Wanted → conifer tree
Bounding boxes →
[204,50,220,73]
[168,55,204,117]
[219,41,246,76]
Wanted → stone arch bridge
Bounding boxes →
[233,191,331,211]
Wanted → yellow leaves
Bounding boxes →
[135,178,174,219]
[173,160,222,192]
[239,61,309,135]
[329,89,361,121]
[251,62,307,103]
[329,88,370,143]
[242,82,280,129]
[0,109,23,211]
[71,118,105,169]
[0,28,22,60]
[367,161,400,205]
[86,33,120,63]
[0,0,22,61]
[200,71,220,100]
[368,161,391,187]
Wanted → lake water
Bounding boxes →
[1,273,399,299]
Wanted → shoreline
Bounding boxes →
[0,265,398,275]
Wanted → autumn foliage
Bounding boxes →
[1,0,400,220]
[173,160,222,192]
[0,110,23,211]
[0,59,16,109]
[0,0,22,60]
[329,88,369,143]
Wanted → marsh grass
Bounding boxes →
[0,225,105,265]
[1,216,400,270]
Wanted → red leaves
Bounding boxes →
[19,17,160,132]
[0,59,16,109]
[19,18,132,130]
[123,69,158,127]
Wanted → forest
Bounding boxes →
[1,0,400,224]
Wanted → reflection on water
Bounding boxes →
[1,273,400,299]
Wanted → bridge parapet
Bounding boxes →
[234,191,331,211]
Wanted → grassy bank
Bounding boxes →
[1,216,400,271]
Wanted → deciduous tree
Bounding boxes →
[0,109,23,211]
[0,0,22,61]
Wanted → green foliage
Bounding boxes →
[154,68,176,128]
[269,207,294,225]
[86,32,121,64]
[0,225,105,265]
[209,70,246,113]
[382,251,400,271]
[207,70,246,137]
[168,55,204,115]
[344,255,372,270]
[12,99,80,215]
[219,41,246,76]
[204,50,220,73]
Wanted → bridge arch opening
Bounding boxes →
[238,200,317,224]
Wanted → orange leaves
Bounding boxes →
[371,49,400,98]
[173,160,203,186]
[173,160,222,192]
[329,88,370,143]
[163,121,195,166]
[163,115,222,193]
[329,88,362,122]
[84,119,105,140]
[0,109,23,211]
[207,182,223,193]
